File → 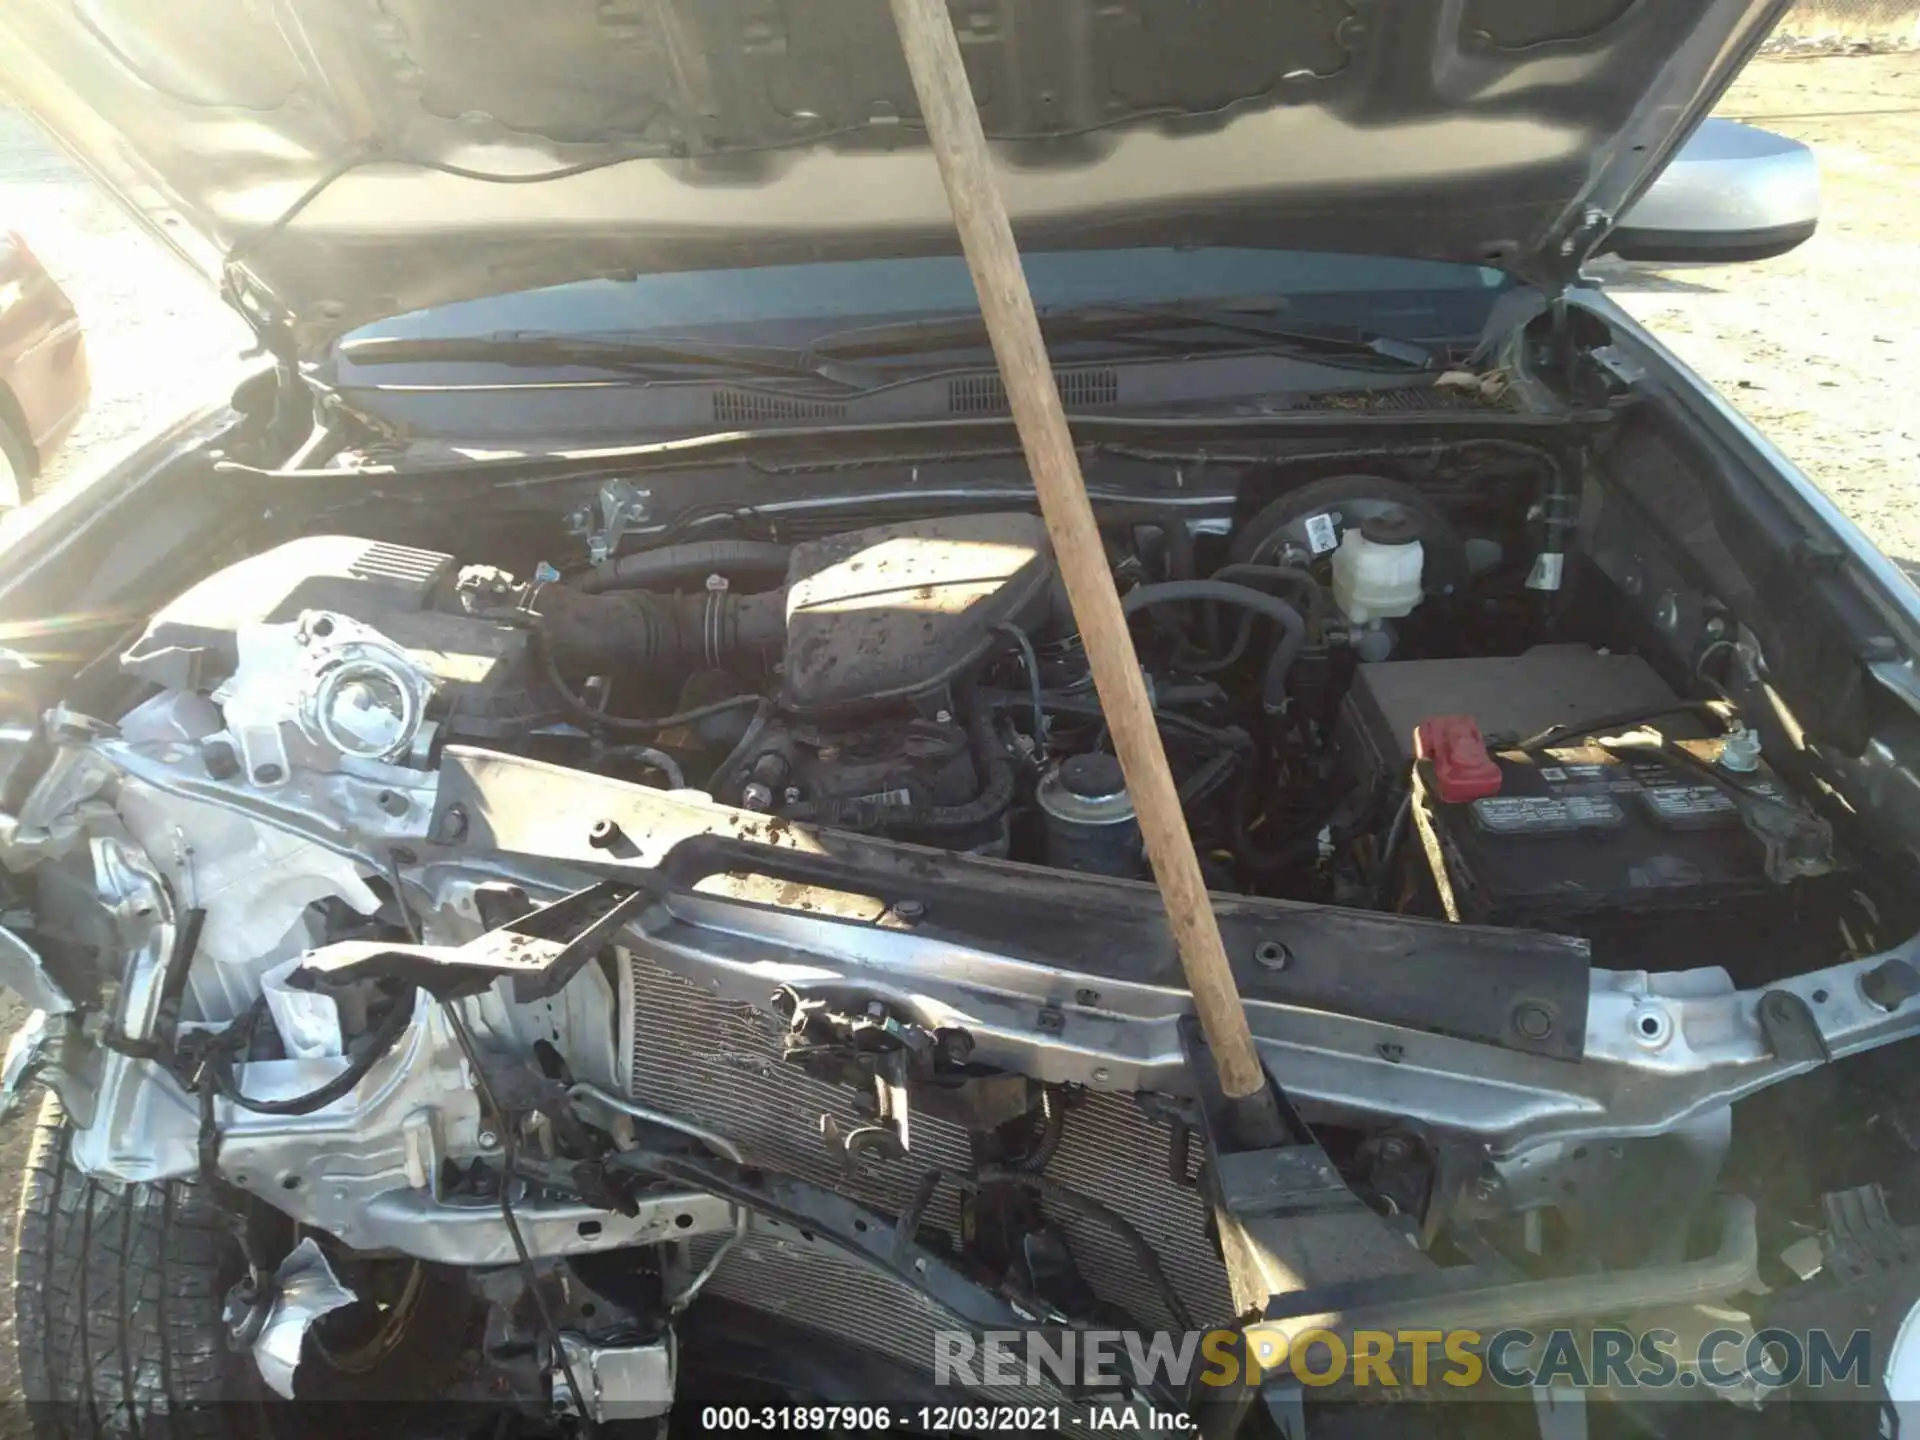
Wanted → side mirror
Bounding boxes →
[1604,119,1819,264]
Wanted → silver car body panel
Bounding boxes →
[1617,118,1820,236]
[0,0,1791,347]
[13,706,1914,1261]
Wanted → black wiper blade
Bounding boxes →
[809,302,1439,369]
[337,332,867,385]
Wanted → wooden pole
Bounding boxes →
[887,0,1269,1101]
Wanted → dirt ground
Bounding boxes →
[0,48,1915,1423]
[1594,51,1920,577]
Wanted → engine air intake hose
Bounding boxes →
[580,540,794,595]
[1120,580,1306,714]
[535,580,788,671]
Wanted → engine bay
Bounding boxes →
[98,458,1855,980]
[4,433,1918,1427]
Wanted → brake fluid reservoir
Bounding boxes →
[1331,509,1424,625]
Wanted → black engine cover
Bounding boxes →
[780,513,1053,711]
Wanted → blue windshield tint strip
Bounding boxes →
[346,249,1506,345]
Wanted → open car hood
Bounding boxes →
[0,0,1788,352]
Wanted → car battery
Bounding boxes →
[1413,733,1824,934]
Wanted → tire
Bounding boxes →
[13,1097,481,1438]
[13,1094,257,1440]
[0,410,38,509]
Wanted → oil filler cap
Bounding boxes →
[1416,715,1503,804]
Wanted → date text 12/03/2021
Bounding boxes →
[697,1407,1075,1433]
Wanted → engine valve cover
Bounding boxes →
[780,513,1054,711]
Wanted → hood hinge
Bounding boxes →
[1517,203,1615,304]
[220,264,311,440]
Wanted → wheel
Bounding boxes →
[12,1095,476,1438]
[0,413,36,509]
[14,1094,256,1439]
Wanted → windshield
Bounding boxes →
[342,248,1507,351]
[325,248,1513,447]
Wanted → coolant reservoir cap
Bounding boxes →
[1060,752,1127,801]
[1359,508,1422,546]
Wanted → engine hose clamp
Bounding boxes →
[704,573,729,667]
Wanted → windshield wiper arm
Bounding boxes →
[336,332,871,386]
[808,303,1439,369]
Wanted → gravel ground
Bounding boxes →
[0,109,250,496]
[0,49,1915,1421]
[1594,52,1920,576]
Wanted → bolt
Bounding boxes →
[1512,1001,1556,1042]
[1472,1176,1500,1202]
[741,782,773,812]
[478,1129,500,1150]
[892,898,926,923]
[1037,1006,1066,1035]
[1253,940,1291,971]
[939,1028,974,1064]
[1862,959,1920,1013]
[587,818,624,850]
[1091,1066,1111,1084]
[783,786,802,805]
[1719,726,1763,774]
[202,740,241,781]
[1633,1006,1671,1043]
[252,762,285,785]
[439,804,469,843]
[935,709,953,725]
[1377,1136,1410,1163]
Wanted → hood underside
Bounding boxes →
[0,0,1787,351]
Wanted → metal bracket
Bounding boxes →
[554,1334,675,1423]
[294,879,652,1000]
[241,1238,359,1400]
[774,988,938,1166]
[1178,1014,1433,1322]
[611,1152,1036,1332]
[568,478,651,565]
[1757,988,1830,1065]
[820,1048,913,1166]
[1182,1014,1761,1380]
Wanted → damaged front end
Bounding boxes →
[0,385,1915,1432]
[6,685,1920,1425]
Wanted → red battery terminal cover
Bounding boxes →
[1416,715,1504,804]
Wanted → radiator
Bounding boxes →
[620,950,1236,1386]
